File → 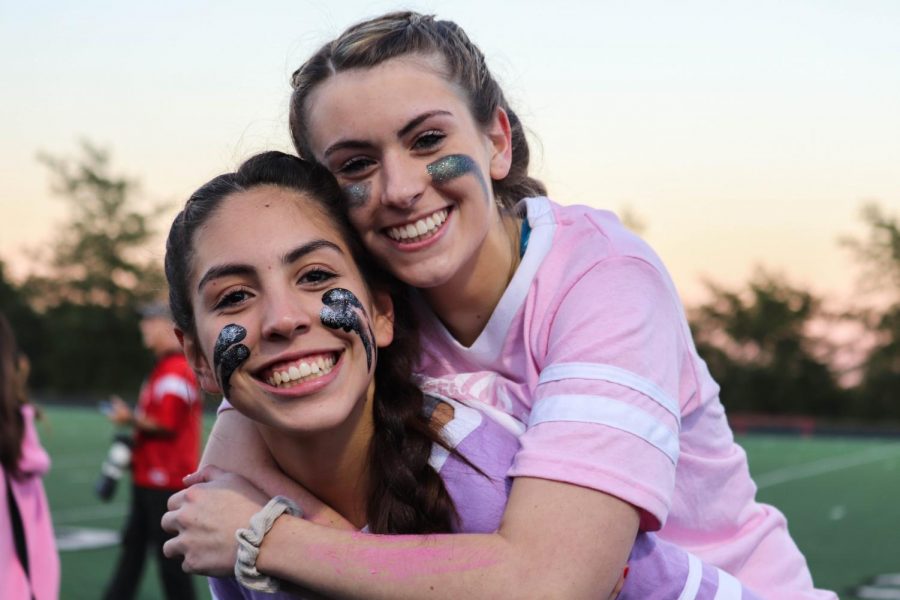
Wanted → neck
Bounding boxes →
[259,385,375,529]
[424,211,521,347]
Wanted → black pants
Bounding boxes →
[103,484,197,600]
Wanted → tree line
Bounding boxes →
[1,144,898,419]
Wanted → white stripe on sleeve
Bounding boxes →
[539,363,680,422]
[528,395,679,464]
[713,568,744,600]
[677,553,703,600]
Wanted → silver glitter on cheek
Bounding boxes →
[426,154,490,200]
[319,288,376,372]
[213,324,250,395]
[426,154,476,184]
[342,182,371,210]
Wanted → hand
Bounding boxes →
[161,465,270,575]
[108,395,133,426]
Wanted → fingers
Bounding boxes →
[167,488,187,511]
[162,536,181,560]
[183,463,226,486]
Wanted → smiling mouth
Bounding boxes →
[384,208,449,243]
[261,352,339,388]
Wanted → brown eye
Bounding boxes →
[215,288,252,310]
[337,156,376,176]
[413,130,445,151]
[299,268,337,285]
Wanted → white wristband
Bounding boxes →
[234,495,302,592]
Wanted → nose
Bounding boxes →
[260,290,313,341]
[380,151,425,210]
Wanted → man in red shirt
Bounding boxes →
[104,301,201,600]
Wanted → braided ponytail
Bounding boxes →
[366,285,459,534]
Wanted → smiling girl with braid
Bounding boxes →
[161,151,765,599]
[163,11,833,599]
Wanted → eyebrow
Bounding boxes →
[322,110,452,159]
[197,239,344,293]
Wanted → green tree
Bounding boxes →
[690,271,846,416]
[0,260,45,372]
[843,203,900,419]
[21,142,167,394]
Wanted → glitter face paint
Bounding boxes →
[426,154,490,200]
[342,182,371,210]
[213,323,250,395]
[319,288,375,372]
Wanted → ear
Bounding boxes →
[176,329,221,394]
[370,290,395,349]
[486,107,513,181]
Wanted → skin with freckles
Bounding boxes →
[320,288,376,372]
[426,154,489,200]
[213,323,250,395]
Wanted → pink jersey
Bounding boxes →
[415,196,835,599]
[210,394,761,599]
[1,404,60,600]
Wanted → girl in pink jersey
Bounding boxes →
[161,151,758,599]
[163,11,834,599]
[1,313,60,600]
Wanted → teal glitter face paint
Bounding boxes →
[213,324,250,395]
[426,154,489,199]
[342,182,371,210]
[320,288,375,372]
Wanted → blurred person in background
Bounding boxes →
[102,301,201,600]
[1,312,59,600]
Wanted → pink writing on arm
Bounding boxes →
[303,533,500,581]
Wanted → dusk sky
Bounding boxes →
[2,0,898,304]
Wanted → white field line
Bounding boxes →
[856,586,900,599]
[52,503,127,525]
[755,444,900,490]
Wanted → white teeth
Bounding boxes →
[386,209,448,243]
[266,354,337,388]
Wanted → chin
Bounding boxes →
[394,257,460,290]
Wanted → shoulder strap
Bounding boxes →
[5,471,34,593]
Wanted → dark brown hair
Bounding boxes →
[0,313,28,475]
[289,11,546,210]
[164,151,458,533]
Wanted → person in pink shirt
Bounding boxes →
[161,151,759,599]
[1,313,60,600]
[163,11,835,598]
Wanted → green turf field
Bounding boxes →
[36,405,900,599]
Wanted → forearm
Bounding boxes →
[257,478,637,599]
[260,523,519,599]
[202,409,353,529]
[132,415,175,437]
